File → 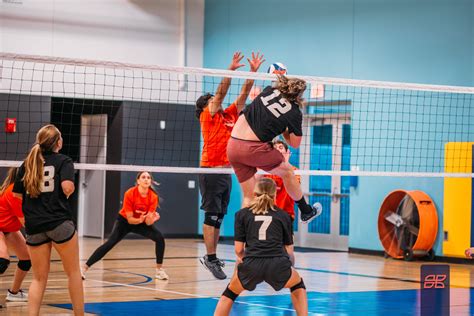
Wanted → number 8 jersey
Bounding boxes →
[13,152,75,235]
[242,86,303,142]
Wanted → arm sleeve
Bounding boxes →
[283,215,294,245]
[199,106,212,121]
[12,164,25,195]
[287,109,303,136]
[224,103,238,117]
[122,190,134,215]
[234,211,246,242]
[60,157,75,182]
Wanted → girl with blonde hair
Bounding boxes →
[214,178,308,316]
[13,124,83,315]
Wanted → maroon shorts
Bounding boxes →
[227,137,284,183]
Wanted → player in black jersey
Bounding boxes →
[214,178,308,316]
[227,75,321,223]
[13,124,84,315]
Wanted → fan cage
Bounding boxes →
[378,190,438,259]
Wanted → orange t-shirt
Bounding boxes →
[265,166,300,219]
[199,103,238,167]
[118,186,159,220]
[0,184,24,232]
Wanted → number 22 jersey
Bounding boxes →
[242,86,303,142]
[13,152,75,235]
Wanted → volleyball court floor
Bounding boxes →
[0,238,473,315]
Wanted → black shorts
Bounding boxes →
[237,256,292,291]
[199,173,232,214]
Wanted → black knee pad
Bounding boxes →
[0,258,10,274]
[17,260,32,272]
[222,285,239,301]
[290,278,306,292]
[204,213,224,229]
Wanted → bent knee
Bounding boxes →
[271,162,293,177]
[17,259,32,272]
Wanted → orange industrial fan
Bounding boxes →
[378,190,438,261]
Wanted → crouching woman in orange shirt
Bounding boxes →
[82,171,168,280]
[0,168,31,302]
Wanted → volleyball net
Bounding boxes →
[1,52,474,178]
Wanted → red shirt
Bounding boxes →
[118,187,159,220]
[0,184,24,232]
[265,166,300,219]
[200,103,238,167]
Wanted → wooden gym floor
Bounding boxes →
[0,237,473,315]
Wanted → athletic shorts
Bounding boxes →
[199,173,232,214]
[237,256,292,291]
[227,137,284,183]
[26,220,76,246]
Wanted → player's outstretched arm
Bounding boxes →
[209,52,245,116]
[235,52,265,112]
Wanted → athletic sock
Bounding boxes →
[296,197,313,215]
[207,254,217,261]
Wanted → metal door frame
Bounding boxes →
[294,113,350,250]
[78,114,107,239]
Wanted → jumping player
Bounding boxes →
[227,75,322,223]
[214,178,308,316]
[196,51,264,279]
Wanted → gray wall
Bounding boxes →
[51,97,122,224]
[0,93,51,181]
[0,94,201,238]
[117,101,200,237]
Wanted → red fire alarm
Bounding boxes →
[5,118,17,133]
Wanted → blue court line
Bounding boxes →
[100,268,153,287]
[295,266,419,284]
[222,259,419,284]
[82,269,153,289]
[53,288,474,315]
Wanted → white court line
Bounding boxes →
[86,278,301,313]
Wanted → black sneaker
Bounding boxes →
[300,202,323,224]
[217,258,225,268]
[199,255,227,280]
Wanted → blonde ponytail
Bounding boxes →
[23,124,61,198]
[249,178,277,215]
[23,144,44,198]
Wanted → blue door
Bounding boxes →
[294,117,351,250]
